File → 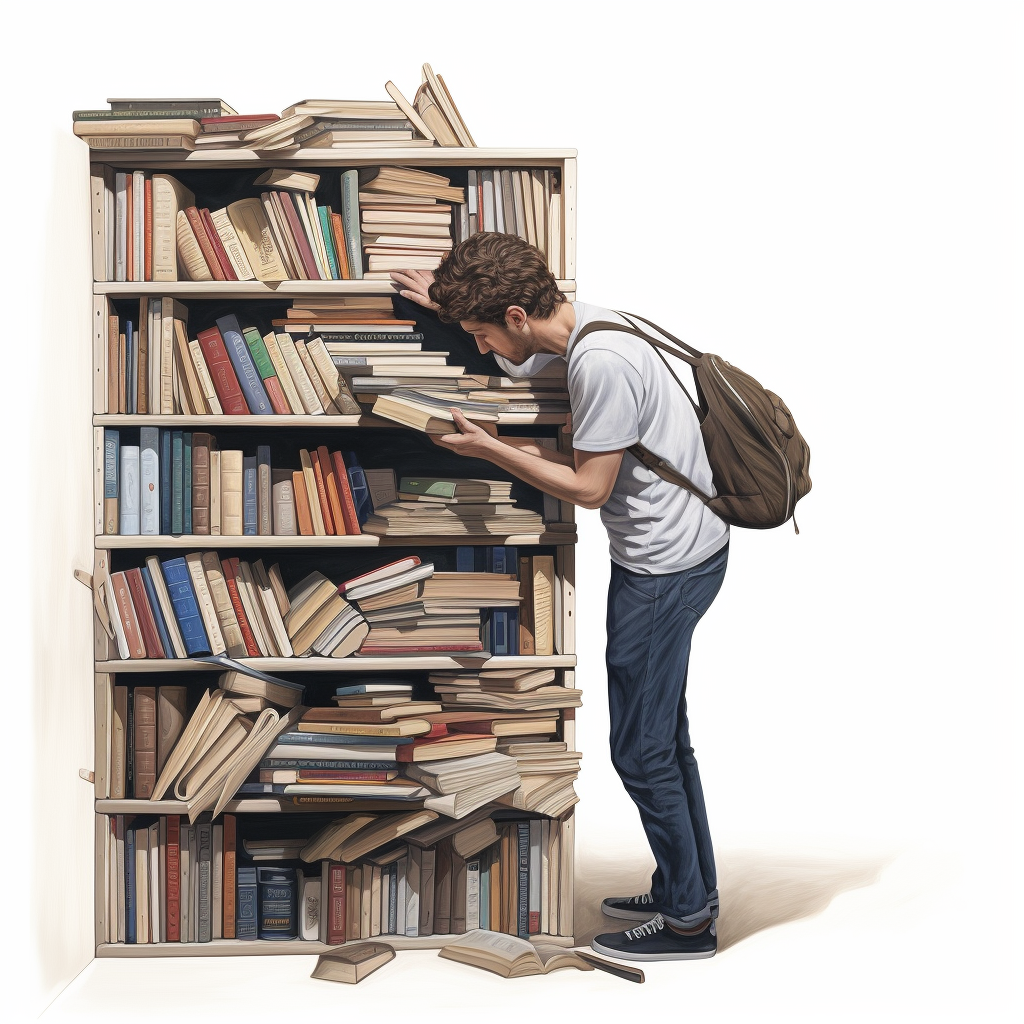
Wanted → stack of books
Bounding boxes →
[362,477,544,538]
[495,741,583,818]
[359,167,466,279]
[284,572,370,658]
[74,67,476,155]
[102,432,371,537]
[276,295,410,336]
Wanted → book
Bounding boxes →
[159,556,211,656]
[439,930,593,978]
[311,941,395,984]
[216,315,273,414]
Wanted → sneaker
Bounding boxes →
[591,914,717,962]
[601,889,720,923]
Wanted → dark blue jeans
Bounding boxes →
[606,542,729,926]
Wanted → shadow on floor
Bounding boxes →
[574,848,888,949]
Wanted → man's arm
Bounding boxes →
[434,409,622,510]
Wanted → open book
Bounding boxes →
[438,930,593,978]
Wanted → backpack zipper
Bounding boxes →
[708,356,794,523]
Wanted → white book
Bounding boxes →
[132,170,145,281]
[119,446,140,534]
[405,847,420,937]
[301,874,321,940]
[548,192,562,277]
[104,167,115,280]
[184,551,227,655]
[139,428,160,535]
[115,172,127,282]
[465,858,480,931]
[148,299,160,415]
[104,577,131,660]
[210,450,222,536]
[529,819,541,932]
[481,170,496,232]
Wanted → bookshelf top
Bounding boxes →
[97,654,577,673]
[87,146,577,170]
[95,280,577,298]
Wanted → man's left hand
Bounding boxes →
[432,408,500,457]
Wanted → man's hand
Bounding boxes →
[431,408,500,457]
[390,269,438,311]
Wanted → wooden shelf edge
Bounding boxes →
[93,413,571,427]
[94,280,576,297]
[95,932,574,957]
[95,654,578,673]
[96,533,575,549]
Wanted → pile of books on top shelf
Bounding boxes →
[73,65,475,153]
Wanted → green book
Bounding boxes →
[171,430,184,534]
[317,206,340,280]
[241,326,278,382]
[182,433,193,534]
[399,477,458,499]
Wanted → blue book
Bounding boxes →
[141,566,175,660]
[237,866,258,940]
[343,451,372,526]
[126,321,135,415]
[159,556,211,656]
[257,866,297,939]
[243,456,258,535]
[236,782,287,795]
[171,431,184,535]
[488,547,516,656]
[182,433,193,534]
[456,546,475,573]
[103,429,119,535]
[215,314,273,414]
[160,429,172,534]
[125,826,137,944]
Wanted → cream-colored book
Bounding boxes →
[144,555,187,658]
[292,193,326,280]
[306,337,360,415]
[548,193,562,277]
[384,79,436,142]
[188,339,223,414]
[276,332,324,414]
[135,827,150,943]
[201,552,247,658]
[220,450,244,536]
[261,330,302,413]
[185,552,226,655]
[253,559,294,657]
[235,561,275,656]
[270,191,308,279]
[173,320,209,414]
[532,555,555,657]
[299,448,327,535]
[268,562,290,617]
[303,192,330,280]
[161,299,186,414]
[152,174,195,281]
[259,193,299,279]
[171,343,195,415]
[209,207,256,281]
[210,450,222,536]
[226,198,288,281]
[532,171,548,254]
[295,340,340,415]
[175,209,214,281]
[413,81,460,147]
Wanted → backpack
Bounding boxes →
[572,312,812,532]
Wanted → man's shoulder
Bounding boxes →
[569,305,649,366]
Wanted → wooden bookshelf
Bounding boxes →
[87,139,579,955]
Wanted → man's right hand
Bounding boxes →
[390,269,439,312]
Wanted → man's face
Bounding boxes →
[460,318,536,366]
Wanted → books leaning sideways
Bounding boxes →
[74,65,475,154]
[362,478,545,537]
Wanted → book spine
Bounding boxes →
[257,445,272,536]
[125,826,136,943]
[243,456,258,535]
[114,173,127,282]
[111,687,127,799]
[199,210,237,279]
[170,431,183,534]
[344,453,372,527]
[340,170,363,279]
[144,176,153,281]
[209,207,255,280]
[257,868,297,939]
[517,821,530,939]
[327,862,346,944]
[318,447,347,536]
[242,327,289,414]
[466,858,480,931]
[165,815,180,941]
[141,568,175,662]
[236,867,258,940]
[279,192,321,279]
[182,433,192,534]
[196,326,248,415]
[159,556,211,656]
[138,427,159,536]
[316,206,340,279]
[223,558,261,656]
[160,430,172,533]
[175,209,213,281]
[125,569,164,659]
[152,175,189,282]
[215,315,272,414]
[201,552,246,657]
[191,432,211,535]
[133,686,157,798]
[212,824,223,940]
[111,571,146,658]
[223,815,237,939]
[308,448,335,535]
[197,822,213,942]
[220,451,244,535]
[272,473,297,536]
[119,445,140,535]
[103,429,119,534]
[184,206,225,280]
[329,211,351,279]
[126,690,134,794]
[528,819,541,934]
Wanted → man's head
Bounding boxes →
[428,232,566,362]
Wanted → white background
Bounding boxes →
[1,1,1020,1020]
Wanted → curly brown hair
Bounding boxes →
[428,232,566,325]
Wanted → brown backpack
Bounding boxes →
[573,312,812,532]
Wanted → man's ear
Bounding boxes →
[504,305,529,332]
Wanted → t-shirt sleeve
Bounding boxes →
[493,352,564,378]
[568,347,644,452]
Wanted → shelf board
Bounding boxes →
[95,933,574,957]
[96,797,434,814]
[97,532,575,549]
[94,279,576,298]
[93,412,571,427]
[96,654,577,673]
[85,146,577,170]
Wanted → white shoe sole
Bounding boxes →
[590,938,717,962]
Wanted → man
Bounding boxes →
[392,232,730,961]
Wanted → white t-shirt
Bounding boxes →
[496,302,729,574]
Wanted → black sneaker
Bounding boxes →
[591,914,717,961]
[601,889,720,922]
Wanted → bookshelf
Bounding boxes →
[86,140,579,958]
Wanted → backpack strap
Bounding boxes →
[571,315,714,504]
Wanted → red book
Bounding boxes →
[166,814,181,941]
[295,770,394,782]
[196,326,248,415]
[184,206,226,281]
[125,568,165,658]
[327,862,346,945]
[110,570,146,658]
[263,374,290,415]
[222,557,261,656]
[278,191,321,279]
[223,814,237,939]
[329,450,362,534]
[200,207,238,281]
[125,177,134,281]
[309,447,335,535]
[318,447,347,536]
[144,177,153,281]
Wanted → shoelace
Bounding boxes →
[625,914,665,941]
[626,893,654,906]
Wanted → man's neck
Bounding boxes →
[527,300,577,358]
